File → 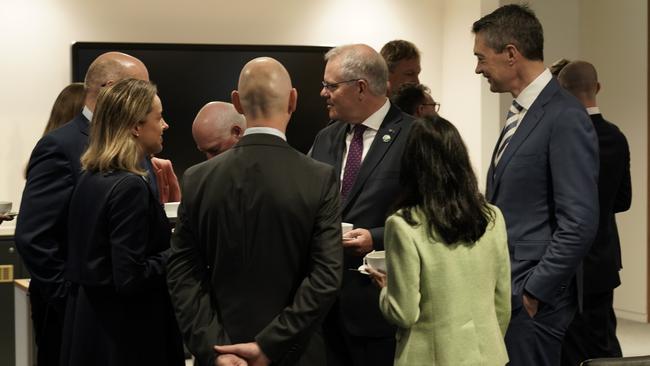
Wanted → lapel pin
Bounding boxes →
[382,134,391,143]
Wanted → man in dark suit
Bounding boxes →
[472,5,599,366]
[167,57,343,366]
[559,60,631,365]
[309,44,414,366]
[15,52,149,365]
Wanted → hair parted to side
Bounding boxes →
[393,116,494,245]
[391,82,430,115]
[380,40,420,72]
[472,4,544,61]
[325,45,389,96]
[81,78,157,175]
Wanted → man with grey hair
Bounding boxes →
[192,101,246,159]
[16,51,149,366]
[309,43,414,366]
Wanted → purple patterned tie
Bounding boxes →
[340,124,367,200]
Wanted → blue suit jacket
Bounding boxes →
[486,78,599,309]
[309,104,413,337]
[16,113,89,300]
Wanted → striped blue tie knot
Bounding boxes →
[494,100,523,166]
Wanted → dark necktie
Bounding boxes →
[340,124,367,200]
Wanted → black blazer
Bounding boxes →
[167,133,343,366]
[486,78,600,308]
[309,104,414,337]
[61,170,183,366]
[16,113,89,300]
[584,114,631,293]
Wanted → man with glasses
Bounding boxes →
[309,44,414,366]
[391,82,440,118]
[191,101,246,160]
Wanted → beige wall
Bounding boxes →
[578,0,648,321]
[1,0,647,320]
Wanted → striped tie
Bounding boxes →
[494,100,523,166]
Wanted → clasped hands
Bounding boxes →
[214,342,270,366]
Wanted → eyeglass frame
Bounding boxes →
[321,78,363,91]
[420,102,441,112]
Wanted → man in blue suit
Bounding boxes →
[15,52,148,366]
[472,5,599,366]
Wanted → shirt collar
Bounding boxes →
[349,98,390,133]
[586,106,600,115]
[514,68,553,111]
[243,126,287,141]
[82,105,93,122]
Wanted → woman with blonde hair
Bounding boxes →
[60,78,184,366]
[368,116,511,366]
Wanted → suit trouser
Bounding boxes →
[505,293,577,366]
[560,290,622,366]
[323,305,395,366]
[29,281,66,366]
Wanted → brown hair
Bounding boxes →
[43,83,86,135]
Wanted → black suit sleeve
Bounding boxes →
[108,176,168,295]
[167,180,226,366]
[255,167,343,362]
[614,135,632,213]
[15,136,73,300]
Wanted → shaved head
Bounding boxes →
[234,57,295,122]
[84,52,149,110]
[558,60,600,107]
[192,101,246,159]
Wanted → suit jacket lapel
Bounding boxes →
[331,123,348,179]
[491,80,559,191]
[342,105,403,212]
[75,113,90,136]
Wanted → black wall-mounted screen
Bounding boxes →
[72,42,331,179]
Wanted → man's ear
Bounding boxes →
[288,88,298,114]
[231,125,243,137]
[505,44,518,66]
[231,90,245,114]
[595,81,601,95]
[357,79,369,100]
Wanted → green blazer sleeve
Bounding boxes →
[493,209,512,336]
[379,214,422,328]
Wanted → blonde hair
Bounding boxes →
[81,78,157,175]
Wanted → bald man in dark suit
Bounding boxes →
[167,57,343,366]
[559,60,631,366]
[15,52,149,366]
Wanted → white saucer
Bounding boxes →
[357,264,370,275]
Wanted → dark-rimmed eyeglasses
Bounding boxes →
[421,102,441,112]
[321,79,362,91]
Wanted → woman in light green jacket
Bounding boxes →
[368,116,511,366]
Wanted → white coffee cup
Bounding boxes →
[163,202,180,218]
[364,250,386,272]
[342,222,353,237]
[0,201,12,215]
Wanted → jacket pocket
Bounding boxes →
[513,240,549,260]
